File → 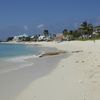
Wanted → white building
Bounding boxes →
[30,35,35,39]
[38,35,46,41]
[13,34,28,42]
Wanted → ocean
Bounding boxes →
[0,43,45,74]
[0,43,42,60]
[0,43,57,74]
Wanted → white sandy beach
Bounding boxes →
[1,40,100,100]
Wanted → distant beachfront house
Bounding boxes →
[37,35,52,41]
[93,26,100,36]
[30,35,38,41]
[79,34,92,39]
[55,33,74,41]
[93,32,97,35]
[30,35,35,41]
[38,35,46,41]
[13,34,28,42]
[45,36,52,41]
[30,35,35,39]
[55,34,64,41]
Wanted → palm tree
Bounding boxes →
[63,29,74,41]
[72,30,81,38]
[6,37,14,42]
[79,21,93,35]
[43,29,49,37]
[63,29,68,37]
[77,21,93,39]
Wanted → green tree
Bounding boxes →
[6,37,14,41]
[43,30,49,37]
[72,30,81,38]
[24,36,31,41]
[68,30,74,40]
[63,29,75,41]
[69,30,73,35]
[79,21,93,35]
[63,29,68,37]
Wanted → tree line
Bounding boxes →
[5,21,100,42]
[63,21,95,40]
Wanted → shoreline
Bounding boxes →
[15,40,100,100]
[0,43,60,74]
[0,42,67,100]
[1,40,100,100]
[0,41,67,61]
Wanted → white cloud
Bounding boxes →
[37,24,44,29]
[24,25,28,30]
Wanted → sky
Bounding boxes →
[0,0,100,40]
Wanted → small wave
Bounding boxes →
[5,54,40,63]
[0,63,33,74]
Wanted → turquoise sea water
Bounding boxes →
[0,43,41,60]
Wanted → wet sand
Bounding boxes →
[0,53,67,100]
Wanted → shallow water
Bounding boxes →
[0,43,58,73]
[0,43,41,60]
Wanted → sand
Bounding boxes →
[1,40,100,100]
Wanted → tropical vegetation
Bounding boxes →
[5,21,100,42]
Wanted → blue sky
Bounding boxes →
[0,0,100,40]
